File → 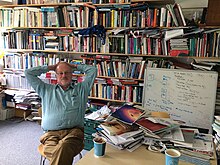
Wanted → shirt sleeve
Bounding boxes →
[24,66,49,96]
[77,64,97,91]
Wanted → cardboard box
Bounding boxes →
[0,108,15,120]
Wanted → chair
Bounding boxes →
[38,144,83,165]
[150,111,170,118]
[38,144,46,165]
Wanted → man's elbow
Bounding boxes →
[24,69,30,77]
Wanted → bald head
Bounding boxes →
[55,62,72,72]
[55,62,73,90]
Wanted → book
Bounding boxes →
[136,117,179,135]
[100,120,139,136]
[110,104,146,125]
[173,3,186,26]
[136,117,167,133]
[96,128,144,146]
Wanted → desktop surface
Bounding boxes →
[76,144,217,165]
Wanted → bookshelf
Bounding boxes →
[1,0,220,103]
[1,0,220,150]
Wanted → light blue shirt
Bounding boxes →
[25,64,97,131]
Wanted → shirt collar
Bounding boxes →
[55,82,75,90]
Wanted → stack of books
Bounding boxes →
[94,104,180,152]
[96,119,144,152]
[94,104,147,151]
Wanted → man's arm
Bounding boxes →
[25,65,51,95]
[76,64,97,91]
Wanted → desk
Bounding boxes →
[76,144,217,165]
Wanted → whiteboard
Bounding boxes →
[143,68,218,133]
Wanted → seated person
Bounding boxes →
[25,62,97,165]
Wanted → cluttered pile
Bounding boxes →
[88,104,215,164]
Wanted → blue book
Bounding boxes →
[41,7,56,12]
[130,63,137,78]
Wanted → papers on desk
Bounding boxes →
[95,127,144,152]
[168,128,215,159]
[85,105,111,121]
[91,104,215,162]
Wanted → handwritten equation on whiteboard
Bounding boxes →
[143,68,218,132]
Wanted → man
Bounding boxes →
[25,62,97,165]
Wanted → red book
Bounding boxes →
[170,50,189,56]
[136,118,167,133]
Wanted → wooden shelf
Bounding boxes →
[131,0,175,5]
[88,96,142,105]
[4,49,219,60]
[206,0,220,26]
[97,76,144,81]
[0,2,91,8]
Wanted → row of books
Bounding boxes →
[3,28,220,57]
[25,0,88,5]
[96,59,146,79]
[91,81,143,103]
[4,71,33,90]
[0,5,94,28]
[0,3,185,28]
[3,50,179,74]
[4,53,81,70]
[96,3,185,28]
[19,0,118,5]
[92,0,130,4]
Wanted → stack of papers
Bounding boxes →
[95,128,144,152]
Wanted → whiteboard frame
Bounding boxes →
[142,67,218,133]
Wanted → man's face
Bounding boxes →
[56,63,72,89]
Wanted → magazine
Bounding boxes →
[100,120,139,136]
[110,104,146,125]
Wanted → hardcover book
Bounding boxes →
[136,117,168,133]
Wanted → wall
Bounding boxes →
[176,0,208,22]
[176,0,208,8]
[0,0,12,5]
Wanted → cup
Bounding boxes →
[165,149,181,165]
[93,137,107,158]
